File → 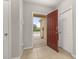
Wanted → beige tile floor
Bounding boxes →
[21,32,74,59]
[33,32,46,48]
[21,46,74,59]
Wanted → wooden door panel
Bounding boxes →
[47,10,59,52]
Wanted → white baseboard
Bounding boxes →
[60,47,76,59]
[12,57,20,59]
[71,54,76,59]
[19,49,23,59]
[12,49,23,59]
[12,55,22,59]
[12,46,33,59]
[24,46,33,50]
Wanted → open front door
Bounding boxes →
[47,10,59,52]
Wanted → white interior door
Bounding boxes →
[58,18,64,47]
[3,1,9,59]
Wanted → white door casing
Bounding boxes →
[3,1,9,59]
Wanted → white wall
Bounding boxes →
[23,2,52,48]
[11,0,20,57]
[19,0,24,57]
[11,0,23,58]
[58,0,76,57]
[72,0,76,56]
[58,0,72,14]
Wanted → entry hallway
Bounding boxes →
[21,32,74,59]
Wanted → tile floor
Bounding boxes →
[21,32,74,59]
[21,46,74,59]
[33,32,46,48]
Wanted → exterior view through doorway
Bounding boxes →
[32,11,59,52]
[32,13,47,48]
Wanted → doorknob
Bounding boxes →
[4,33,8,36]
[59,32,61,34]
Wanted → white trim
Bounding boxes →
[71,54,76,59]
[32,13,34,49]
[47,8,57,15]
[8,0,12,59]
[19,49,23,59]
[12,50,23,59]
[24,46,33,50]
[60,8,72,15]
[60,47,76,58]
[12,57,20,59]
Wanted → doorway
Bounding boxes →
[32,10,59,52]
[32,13,47,48]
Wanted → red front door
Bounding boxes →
[47,10,59,52]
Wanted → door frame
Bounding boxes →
[7,0,12,59]
[32,12,47,48]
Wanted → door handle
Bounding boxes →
[59,32,61,34]
[4,33,8,36]
[56,32,61,34]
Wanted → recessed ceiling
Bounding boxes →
[24,0,61,7]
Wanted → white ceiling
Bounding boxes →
[24,0,62,7]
